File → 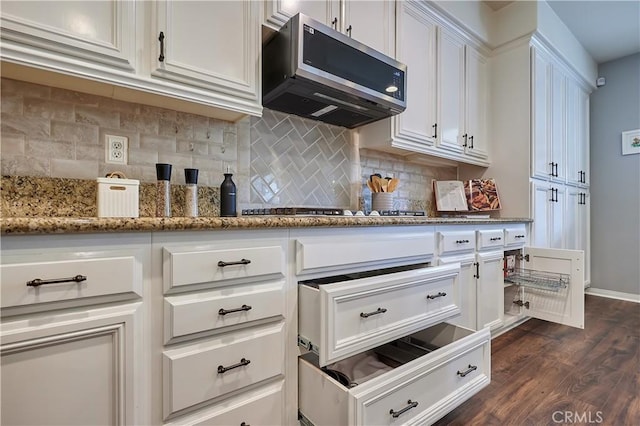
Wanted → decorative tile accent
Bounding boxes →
[249,110,352,208]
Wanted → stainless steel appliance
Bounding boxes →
[262,13,407,129]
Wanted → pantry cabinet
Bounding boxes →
[0,0,262,121]
[357,1,490,167]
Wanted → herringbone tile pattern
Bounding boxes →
[250,110,351,207]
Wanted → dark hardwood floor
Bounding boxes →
[435,295,640,426]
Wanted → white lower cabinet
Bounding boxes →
[475,250,505,331]
[298,323,491,426]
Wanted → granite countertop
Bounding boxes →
[0,215,533,235]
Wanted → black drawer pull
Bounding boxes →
[27,274,87,287]
[240,423,250,426]
[360,307,387,318]
[390,400,419,418]
[490,237,502,241]
[218,358,250,374]
[457,364,478,377]
[515,235,525,239]
[219,304,252,316]
[427,292,447,300]
[455,239,470,244]
[217,258,251,267]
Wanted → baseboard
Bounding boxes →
[586,287,640,303]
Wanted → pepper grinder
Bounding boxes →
[156,163,172,217]
[184,168,199,217]
[220,166,237,217]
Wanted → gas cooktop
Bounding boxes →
[241,207,426,217]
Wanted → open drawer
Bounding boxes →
[298,263,461,366]
[299,323,491,426]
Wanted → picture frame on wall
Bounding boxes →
[621,129,640,155]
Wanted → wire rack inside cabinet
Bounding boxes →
[504,268,569,292]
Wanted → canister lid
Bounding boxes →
[185,168,199,184]
[156,163,172,181]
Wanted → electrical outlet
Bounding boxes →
[105,135,128,165]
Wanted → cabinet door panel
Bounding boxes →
[1,304,140,425]
[531,48,552,180]
[343,0,394,55]
[152,0,259,100]
[550,66,566,182]
[465,46,489,161]
[476,250,504,331]
[523,247,584,329]
[394,2,437,146]
[438,27,465,154]
[1,0,136,70]
[264,0,339,29]
[439,254,476,330]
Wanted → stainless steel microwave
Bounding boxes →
[262,13,407,129]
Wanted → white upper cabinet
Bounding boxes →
[531,46,554,180]
[437,26,465,155]
[464,45,489,161]
[1,0,262,121]
[342,0,395,55]
[0,0,136,71]
[263,0,340,30]
[151,0,261,103]
[566,81,590,188]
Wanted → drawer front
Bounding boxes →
[477,229,505,250]
[165,381,284,426]
[300,263,460,366]
[295,230,435,275]
[163,322,284,418]
[438,230,476,255]
[0,256,140,309]
[504,226,528,246]
[164,280,285,342]
[298,325,491,426]
[165,245,284,292]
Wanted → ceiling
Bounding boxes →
[483,1,640,64]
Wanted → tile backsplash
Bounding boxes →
[1,77,457,215]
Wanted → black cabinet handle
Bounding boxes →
[553,162,558,177]
[473,262,479,279]
[390,400,419,418]
[549,162,555,177]
[432,123,438,138]
[346,24,352,37]
[463,133,468,147]
[455,239,470,244]
[240,423,250,426]
[427,291,447,300]
[515,235,525,239]
[549,188,558,202]
[331,17,338,29]
[27,274,87,287]
[219,304,252,316]
[218,258,251,267]
[457,364,478,377]
[218,358,250,374]
[158,32,165,62]
[360,307,387,318]
[469,135,474,149]
[490,237,502,241]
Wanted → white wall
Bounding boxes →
[589,53,640,296]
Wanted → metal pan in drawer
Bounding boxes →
[298,263,461,366]
[298,323,491,426]
[162,322,284,419]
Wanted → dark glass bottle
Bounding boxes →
[220,173,237,217]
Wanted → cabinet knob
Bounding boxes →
[346,25,352,37]
[331,17,338,30]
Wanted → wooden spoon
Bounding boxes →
[387,178,399,193]
[372,175,383,192]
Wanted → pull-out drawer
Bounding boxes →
[299,263,460,366]
[299,323,491,426]
[437,230,476,255]
[0,254,141,310]
[163,280,285,343]
[294,228,435,276]
[164,245,285,292]
[164,381,283,426]
[162,322,284,419]
[476,229,505,250]
[504,225,528,246]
